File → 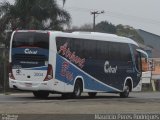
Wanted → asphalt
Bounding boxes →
[0,92,160,120]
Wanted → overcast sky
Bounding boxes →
[7,0,160,36]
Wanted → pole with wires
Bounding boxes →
[91,10,104,31]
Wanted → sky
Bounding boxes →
[6,0,160,36]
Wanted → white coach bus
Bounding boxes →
[9,30,147,98]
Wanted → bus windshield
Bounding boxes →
[137,49,149,72]
[12,32,49,49]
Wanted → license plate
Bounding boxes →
[25,83,32,87]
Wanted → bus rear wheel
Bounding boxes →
[72,80,82,98]
[33,91,49,98]
[120,84,130,98]
[88,92,97,97]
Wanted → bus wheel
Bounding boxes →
[33,91,49,98]
[72,80,82,98]
[88,92,97,98]
[120,84,130,98]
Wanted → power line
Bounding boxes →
[91,10,104,31]
[64,6,160,25]
[64,7,94,12]
[104,11,160,25]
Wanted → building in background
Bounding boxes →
[137,29,160,88]
[137,29,160,58]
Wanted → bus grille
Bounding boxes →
[13,54,47,61]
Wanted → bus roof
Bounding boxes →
[51,31,139,46]
[14,30,139,46]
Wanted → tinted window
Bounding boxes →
[56,37,97,59]
[109,42,132,62]
[83,40,97,59]
[71,38,84,57]
[12,32,49,49]
[56,37,132,62]
[96,41,109,60]
[119,43,132,61]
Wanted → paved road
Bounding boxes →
[1,92,160,102]
[0,92,160,120]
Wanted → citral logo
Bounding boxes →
[24,48,38,54]
[104,61,117,74]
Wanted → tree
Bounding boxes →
[0,0,71,31]
[116,24,144,44]
[70,23,93,32]
[95,21,116,34]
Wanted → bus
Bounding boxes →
[9,30,147,98]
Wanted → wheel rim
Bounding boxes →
[124,86,129,96]
[75,84,81,96]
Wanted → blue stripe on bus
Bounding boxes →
[55,54,120,92]
[23,66,48,70]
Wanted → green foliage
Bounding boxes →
[94,21,144,44]
[95,21,116,34]
[0,0,71,31]
[70,24,93,32]
[116,24,144,44]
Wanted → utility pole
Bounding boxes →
[3,30,11,94]
[91,10,104,31]
[3,31,8,94]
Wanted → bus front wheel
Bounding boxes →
[120,84,130,98]
[33,91,49,98]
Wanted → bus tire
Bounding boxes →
[88,92,97,97]
[33,91,49,98]
[72,80,82,98]
[120,84,130,98]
